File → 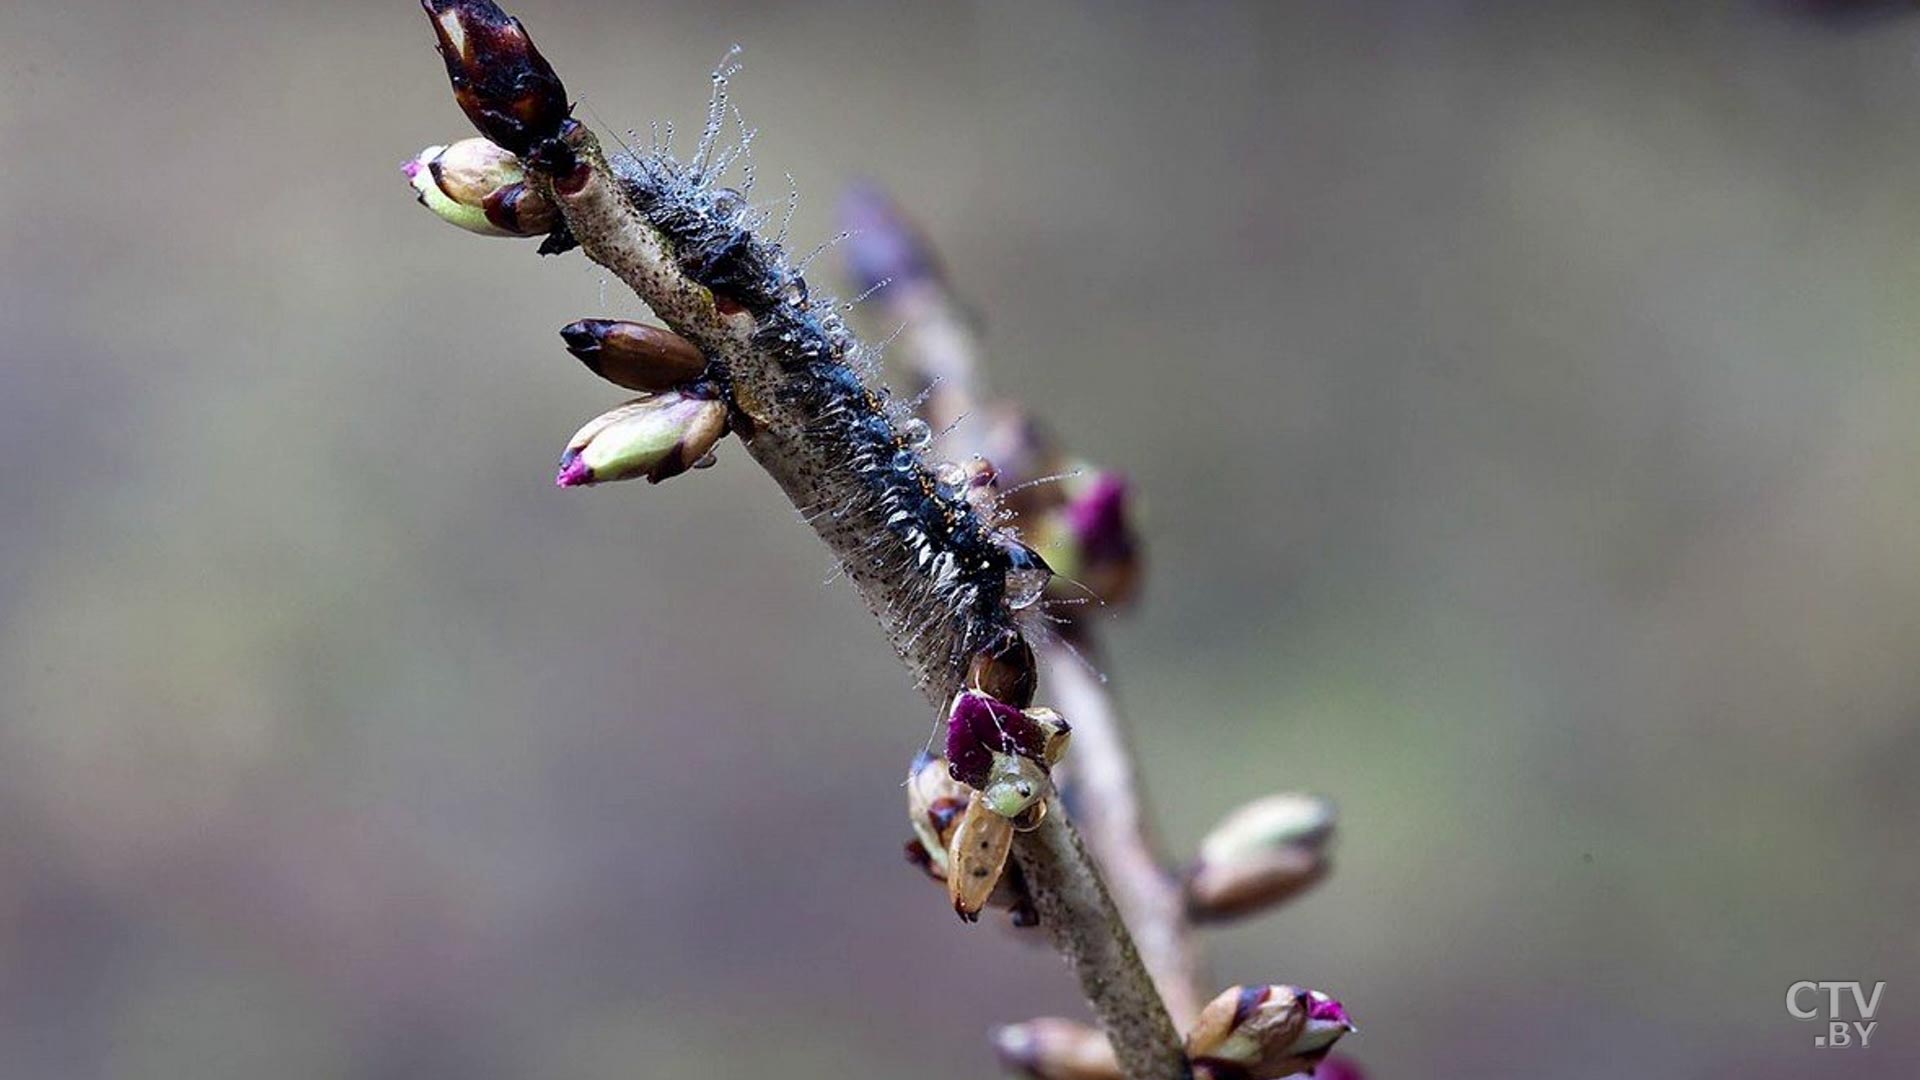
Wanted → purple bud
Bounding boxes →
[1066,473,1136,564]
[837,182,945,298]
[1187,984,1355,1080]
[1034,468,1143,610]
[946,689,1018,788]
[945,690,1067,789]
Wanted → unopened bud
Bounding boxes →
[946,690,1071,789]
[1187,793,1335,921]
[560,319,709,391]
[423,0,571,160]
[991,1019,1121,1080]
[967,629,1038,709]
[555,389,729,487]
[1187,985,1354,1080]
[1188,849,1326,923]
[1034,470,1142,609]
[405,139,557,237]
[1198,794,1335,868]
[947,795,1014,922]
[837,182,947,298]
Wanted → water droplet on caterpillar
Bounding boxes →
[1004,568,1050,610]
[933,460,968,494]
[997,538,1053,611]
[901,418,932,449]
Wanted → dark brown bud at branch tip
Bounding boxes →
[560,320,709,392]
[423,0,571,160]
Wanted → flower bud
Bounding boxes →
[948,795,1015,922]
[967,629,1038,709]
[423,0,571,160]
[991,1019,1122,1080]
[1187,849,1327,924]
[1186,985,1354,1080]
[560,319,709,392]
[837,182,946,298]
[1186,793,1335,921]
[1033,469,1142,609]
[555,389,729,487]
[946,690,1071,789]
[405,138,556,237]
[1198,794,1335,868]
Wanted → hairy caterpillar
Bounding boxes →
[536,48,1063,701]
[422,0,1067,902]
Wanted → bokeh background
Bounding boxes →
[4,1,1919,1077]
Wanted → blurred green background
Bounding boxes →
[4,1,1918,1077]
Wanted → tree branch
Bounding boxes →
[476,80,1188,1080]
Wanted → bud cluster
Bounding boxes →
[897,630,1082,922]
[903,753,1038,927]
[1186,984,1354,1080]
[991,985,1353,1080]
[549,319,728,487]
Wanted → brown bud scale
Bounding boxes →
[947,796,1014,922]
[560,319,709,392]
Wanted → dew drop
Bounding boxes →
[933,461,968,492]
[901,418,932,448]
[1004,567,1050,610]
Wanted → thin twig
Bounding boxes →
[1047,641,1209,1027]
[844,206,1211,1027]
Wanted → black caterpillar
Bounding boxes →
[425,0,1052,694]
[610,143,1051,679]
